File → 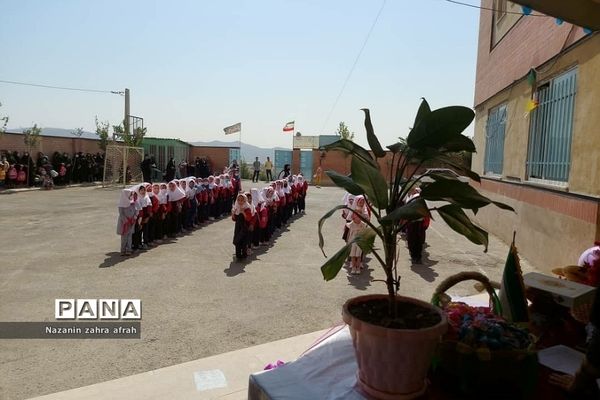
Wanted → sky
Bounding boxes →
[0,0,481,149]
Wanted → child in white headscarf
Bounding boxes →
[117,188,137,256]
[166,180,185,238]
[296,175,308,213]
[232,193,253,260]
[131,183,150,250]
[342,193,356,242]
[347,212,366,275]
[250,188,266,247]
[264,186,278,240]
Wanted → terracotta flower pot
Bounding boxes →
[342,294,448,400]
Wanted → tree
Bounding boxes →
[113,120,145,147]
[23,124,41,148]
[335,121,354,141]
[0,102,8,135]
[95,117,111,151]
[71,127,84,137]
[131,126,147,147]
[23,124,42,186]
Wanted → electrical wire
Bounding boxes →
[0,79,123,95]
[443,0,547,17]
[320,0,387,134]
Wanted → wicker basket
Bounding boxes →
[431,272,538,395]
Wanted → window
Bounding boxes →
[484,103,507,175]
[495,0,507,21]
[526,68,577,184]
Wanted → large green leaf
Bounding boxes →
[318,204,347,255]
[351,156,389,209]
[443,135,476,153]
[361,108,386,158]
[325,170,364,195]
[420,177,514,212]
[387,141,405,154]
[406,106,475,150]
[436,204,489,251]
[355,227,377,255]
[321,139,379,168]
[321,244,352,281]
[413,98,431,128]
[381,197,431,223]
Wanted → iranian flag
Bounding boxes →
[283,121,295,132]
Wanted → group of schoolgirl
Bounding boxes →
[232,175,308,260]
[341,193,372,275]
[116,173,241,256]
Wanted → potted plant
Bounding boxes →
[318,99,514,399]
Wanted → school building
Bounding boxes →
[470,1,600,271]
[279,134,410,185]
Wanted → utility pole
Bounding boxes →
[124,88,130,135]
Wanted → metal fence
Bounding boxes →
[102,144,144,187]
[526,68,577,183]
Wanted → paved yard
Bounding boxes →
[0,183,536,400]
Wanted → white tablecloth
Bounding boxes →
[248,326,366,400]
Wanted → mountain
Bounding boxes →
[191,140,288,162]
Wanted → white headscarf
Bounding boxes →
[130,183,150,210]
[232,193,251,215]
[283,181,291,195]
[250,188,264,208]
[158,184,168,205]
[245,192,256,215]
[145,183,154,198]
[343,192,355,207]
[167,180,186,202]
[297,175,304,187]
[351,195,370,221]
[185,177,196,199]
[118,188,134,208]
[276,182,285,198]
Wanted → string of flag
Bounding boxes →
[443,0,596,33]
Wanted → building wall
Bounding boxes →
[471,179,599,272]
[475,0,585,107]
[473,34,600,193]
[491,1,522,47]
[189,146,232,173]
[0,132,103,156]
[473,7,600,270]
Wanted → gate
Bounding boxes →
[274,150,292,179]
[229,148,240,167]
[299,150,313,182]
[102,144,144,187]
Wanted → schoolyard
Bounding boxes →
[0,183,535,399]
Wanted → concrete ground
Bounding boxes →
[0,182,537,400]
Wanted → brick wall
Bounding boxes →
[188,146,231,173]
[308,149,419,186]
[0,132,103,156]
[475,0,585,106]
[473,177,600,271]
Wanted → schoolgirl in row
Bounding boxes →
[117,173,243,254]
[231,179,308,260]
[340,192,372,274]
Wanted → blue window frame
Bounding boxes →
[526,68,577,183]
[484,103,507,175]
